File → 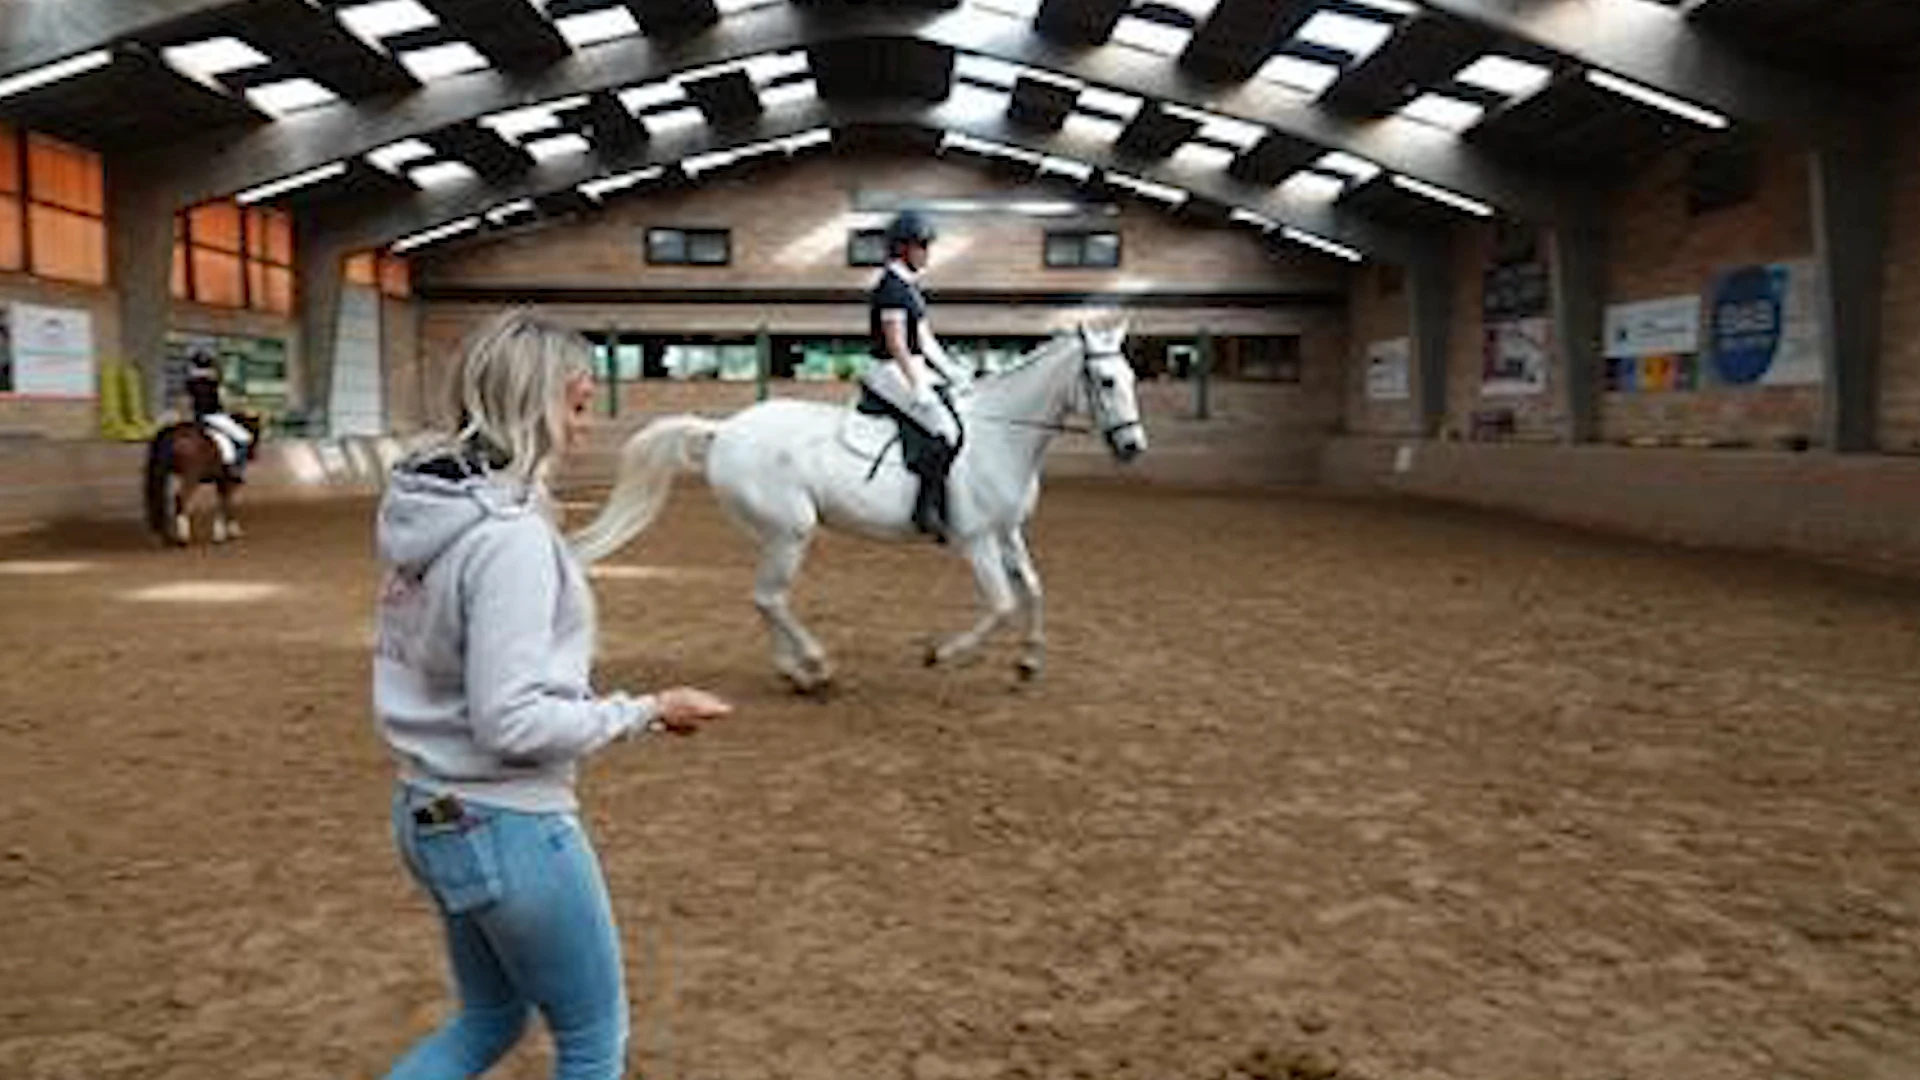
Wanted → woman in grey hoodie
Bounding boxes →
[374,308,730,1079]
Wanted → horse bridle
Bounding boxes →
[978,331,1144,446]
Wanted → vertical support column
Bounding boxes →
[1549,205,1608,444]
[755,322,771,403]
[604,324,619,418]
[107,171,176,418]
[1194,325,1212,420]
[1407,230,1455,438]
[1812,117,1894,453]
[296,223,347,438]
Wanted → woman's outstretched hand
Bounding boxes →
[652,687,732,735]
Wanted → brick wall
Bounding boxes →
[421,152,1345,296]
[1599,136,1821,446]
[1344,262,1416,436]
[1323,434,1920,575]
[1878,87,1920,452]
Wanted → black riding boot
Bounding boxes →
[909,440,956,544]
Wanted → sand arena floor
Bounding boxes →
[1,482,1918,1080]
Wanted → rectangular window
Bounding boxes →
[175,199,296,313]
[847,229,887,267]
[0,124,19,272]
[345,253,378,286]
[647,227,730,266]
[378,254,410,298]
[24,133,106,284]
[1043,230,1121,269]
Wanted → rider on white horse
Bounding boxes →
[185,352,253,480]
[861,210,964,541]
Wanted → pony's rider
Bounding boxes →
[184,351,254,480]
[861,210,964,541]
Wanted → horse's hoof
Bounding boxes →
[924,644,942,668]
[1017,658,1043,681]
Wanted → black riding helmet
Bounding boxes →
[885,209,938,250]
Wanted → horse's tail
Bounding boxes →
[570,414,721,565]
[143,425,177,537]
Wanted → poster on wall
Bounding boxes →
[1603,294,1702,393]
[8,303,96,397]
[164,332,291,417]
[1481,317,1551,398]
[1706,258,1825,387]
[1365,337,1411,401]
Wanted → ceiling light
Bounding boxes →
[368,138,435,172]
[246,78,340,116]
[0,50,114,101]
[554,7,641,47]
[1586,70,1729,130]
[642,106,706,138]
[1195,116,1264,150]
[484,199,536,224]
[1456,55,1553,98]
[1040,156,1093,181]
[409,160,478,187]
[1110,17,1192,56]
[780,128,832,152]
[1314,151,1381,184]
[759,79,818,109]
[1345,0,1418,15]
[235,161,348,204]
[1106,172,1188,205]
[479,97,589,141]
[1077,86,1143,119]
[393,217,480,253]
[947,82,1011,120]
[1062,112,1126,144]
[1018,68,1083,93]
[1281,226,1362,262]
[714,0,776,11]
[580,166,664,200]
[399,42,489,81]
[955,54,1022,89]
[1391,175,1495,216]
[1294,11,1395,60]
[620,82,685,113]
[337,0,438,43]
[1399,92,1486,131]
[742,52,810,85]
[162,37,269,82]
[1255,54,1340,97]
[1170,143,1236,172]
[972,0,1042,17]
[1279,171,1348,201]
[525,132,590,160]
[1229,208,1279,230]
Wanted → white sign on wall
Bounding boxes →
[1604,295,1702,359]
[1365,337,1411,401]
[1481,316,1551,398]
[9,303,96,397]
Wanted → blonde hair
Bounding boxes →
[442,307,591,486]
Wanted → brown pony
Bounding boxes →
[143,414,262,546]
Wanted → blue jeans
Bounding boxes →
[386,784,628,1079]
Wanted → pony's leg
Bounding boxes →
[1002,527,1046,680]
[753,530,832,692]
[172,478,191,546]
[928,534,1017,668]
[222,483,243,540]
[211,485,230,544]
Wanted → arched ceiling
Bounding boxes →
[0,0,1912,263]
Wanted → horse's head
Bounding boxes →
[1074,319,1147,463]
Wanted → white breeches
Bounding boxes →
[202,413,253,465]
[861,362,958,443]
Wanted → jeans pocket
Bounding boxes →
[411,815,504,916]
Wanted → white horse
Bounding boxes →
[571,320,1147,691]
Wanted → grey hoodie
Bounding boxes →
[373,453,656,813]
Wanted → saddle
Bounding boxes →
[839,386,964,482]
